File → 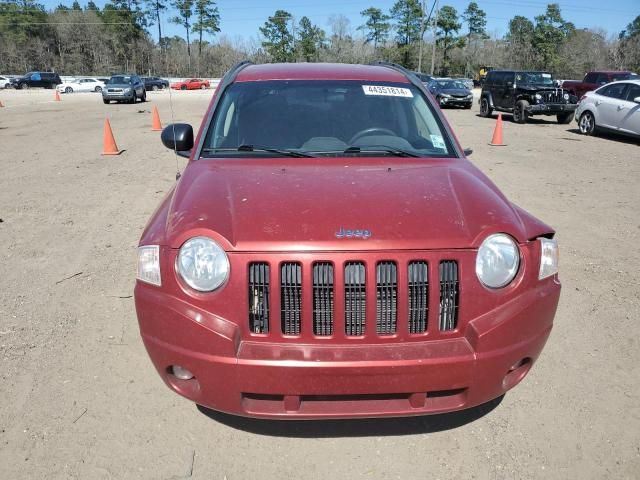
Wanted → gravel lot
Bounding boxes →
[0,88,638,479]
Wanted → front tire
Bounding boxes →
[200,84,206,90]
[65,87,73,93]
[181,85,187,91]
[140,90,146,102]
[578,111,596,136]
[479,97,492,117]
[95,86,102,93]
[513,100,529,124]
[557,112,574,124]
[21,83,29,90]
[152,85,159,91]
[103,99,110,104]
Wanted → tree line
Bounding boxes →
[0,0,638,80]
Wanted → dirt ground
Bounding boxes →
[0,87,639,480]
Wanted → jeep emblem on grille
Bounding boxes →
[335,227,372,239]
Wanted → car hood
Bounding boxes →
[105,83,132,88]
[439,88,472,96]
[152,158,546,252]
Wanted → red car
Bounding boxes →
[170,78,210,90]
[562,70,637,98]
[135,62,561,420]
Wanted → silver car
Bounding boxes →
[575,79,640,139]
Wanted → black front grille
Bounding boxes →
[408,261,429,333]
[280,262,301,335]
[376,262,397,335]
[439,260,459,331]
[345,262,366,336]
[249,263,270,333]
[313,262,334,336]
[541,90,565,104]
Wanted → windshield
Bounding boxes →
[434,80,467,90]
[516,72,554,86]
[202,80,455,158]
[108,76,131,84]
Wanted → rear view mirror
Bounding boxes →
[161,123,194,157]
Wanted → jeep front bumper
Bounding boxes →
[526,103,577,114]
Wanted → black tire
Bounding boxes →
[513,100,529,124]
[152,85,159,91]
[557,112,574,124]
[200,84,206,90]
[578,111,596,136]
[479,97,492,117]
[465,103,472,109]
[65,87,73,94]
[103,99,110,104]
[129,92,136,104]
[140,90,146,102]
[181,85,187,90]
[21,83,29,90]
[95,86,102,93]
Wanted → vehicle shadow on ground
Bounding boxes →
[475,113,563,126]
[565,128,640,145]
[196,395,504,438]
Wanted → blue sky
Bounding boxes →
[41,0,640,43]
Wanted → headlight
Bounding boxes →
[475,234,520,288]
[124,87,132,93]
[176,237,229,292]
[538,238,559,280]
[535,94,542,101]
[137,245,161,286]
[441,93,451,98]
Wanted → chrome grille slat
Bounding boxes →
[313,262,334,336]
[376,262,397,335]
[439,260,459,331]
[345,262,366,336]
[249,262,270,333]
[280,262,301,335]
[408,261,428,333]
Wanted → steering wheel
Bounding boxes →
[349,127,397,144]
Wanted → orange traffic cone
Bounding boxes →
[101,119,124,155]
[489,113,506,146]
[151,105,162,131]
[54,90,61,102]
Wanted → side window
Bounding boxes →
[600,84,628,99]
[31,73,42,81]
[626,84,640,102]
[595,74,609,85]
[584,73,597,83]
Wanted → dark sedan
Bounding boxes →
[427,79,474,109]
[142,76,170,91]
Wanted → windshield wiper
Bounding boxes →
[343,145,420,157]
[202,145,315,158]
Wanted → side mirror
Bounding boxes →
[463,148,473,156]
[161,123,194,157]
[634,96,640,104]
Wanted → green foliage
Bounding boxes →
[532,3,574,71]
[390,0,422,46]
[436,5,465,75]
[170,0,194,58]
[462,2,487,38]
[297,16,325,62]
[358,7,391,49]
[192,0,220,58]
[259,9,294,62]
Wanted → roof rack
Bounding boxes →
[368,61,426,91]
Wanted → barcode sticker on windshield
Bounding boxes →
[430,134,446,150]
[362,85,413,97]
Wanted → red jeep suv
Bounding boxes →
[134,62,561,419]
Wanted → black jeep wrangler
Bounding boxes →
[479,70,578,124]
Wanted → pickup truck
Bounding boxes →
[562,71,637,97]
